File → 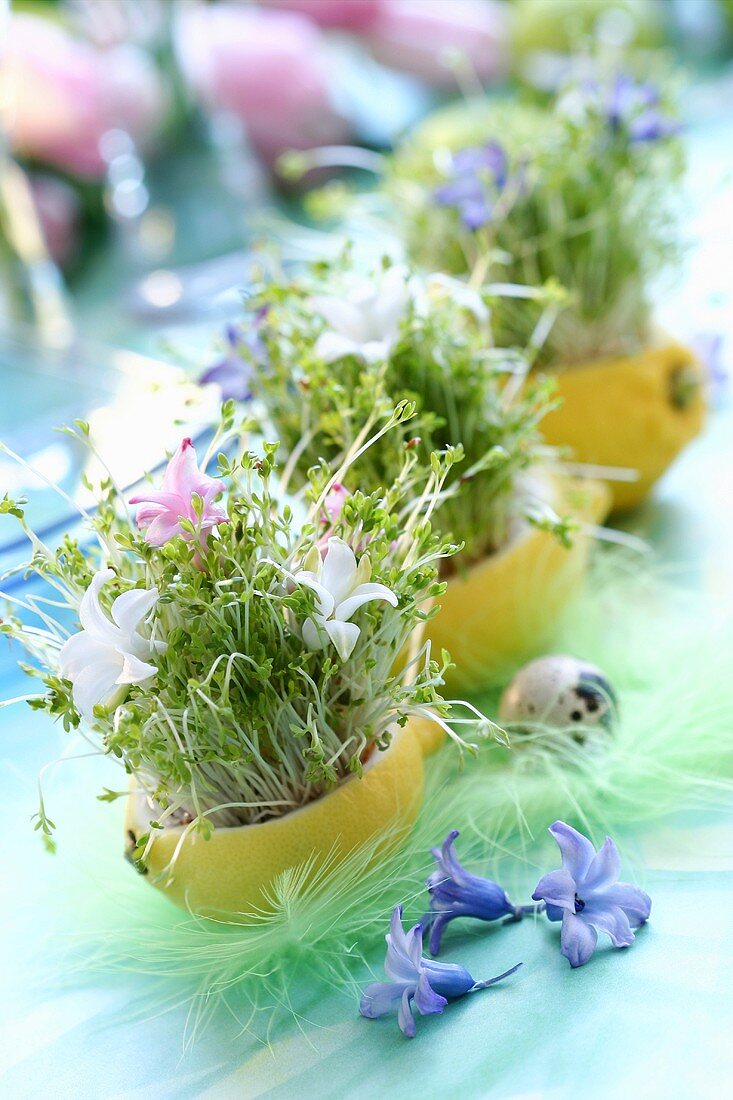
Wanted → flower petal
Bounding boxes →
[583,903,635,948]
[324,619,360,661]
[133,502,166,529]
[116,652,158,686]
[320,538,358,606]
[78,568,116,638]
[359,982,404,1019]
[301,617,327,652]
[427,273,489,323]
[311,295,366,342]
[532,868,576,911]
[58,631,108,682]
[403,921,424,972]
[162,438,225,502]
[561,912,598,968]
[427,912,451,957]
[198,497,226,525]
[397,987,416,1038]
[385,906,422,982]
[431,830,467,886]
[313,331,361,363]
[581,836,621,896]
[162,438,198,495]
[199,357,252,402]
[413,972,447,1017]
[71,656,124,720]
[143,513,185,546]
[371,266,410,335]
[335,582,398,623]
[110,587,159,636]
[360,340,392,364]
[292,574,335,619]
[601,883,652,927]
[129,490,182,510]
[549,821,597,881]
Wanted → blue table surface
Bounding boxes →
[2,92,733,1100]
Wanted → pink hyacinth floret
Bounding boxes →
[130,438,228,547]
[324,482,350,524]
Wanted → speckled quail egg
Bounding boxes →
[498,655,617,736]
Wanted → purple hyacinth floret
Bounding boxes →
[532,821,651,969]
[199,311,268,402]
[426,830,539,956]
[433,141,508,231]
[585,73,680,145]
[359,905,521,1038]
[606,73,658,127]
[628,109,680,144]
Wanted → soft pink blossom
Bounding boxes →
[367,0,509,88]
[4,13,166,179]
[317,482,352,553]
[28,174,81,268]
[324,482,350,524]
[130,438,228,547]
[259,0,382,30]
[174,4,349,167]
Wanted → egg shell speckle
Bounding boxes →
[498,654,617,734]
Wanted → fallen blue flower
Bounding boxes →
[360,905,521,1038]
[426,830,540,955]
[532,821,651,968]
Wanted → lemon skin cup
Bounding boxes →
[423,475,611,703]
[125,716,431,918]
[541,340,706,513]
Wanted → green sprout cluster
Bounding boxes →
[245,255,569,566]
[386,70,685,367]
[2,409,493,851]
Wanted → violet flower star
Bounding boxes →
[426,830,539,956]
[130,438,228,547]
[575,73,679,145]
[199,312,268,402]
[199,325,252,402]
[360,905,521,1038]
[433,142,508,231]
[532,821,651,968]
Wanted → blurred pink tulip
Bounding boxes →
[368,0,509,87]
[28,174,81,268]
[174,4,350,167]
[3,14,166,180]
[259,0,382,30]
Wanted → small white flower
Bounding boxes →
[59,568,166,721]
[411,272,489,325]
[425,273,489,325]
[293,537,398,661]
[312,266,411,364]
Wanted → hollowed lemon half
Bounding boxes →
[542,339,706,513]
[125,716,431,917]
[423,475,611,703]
